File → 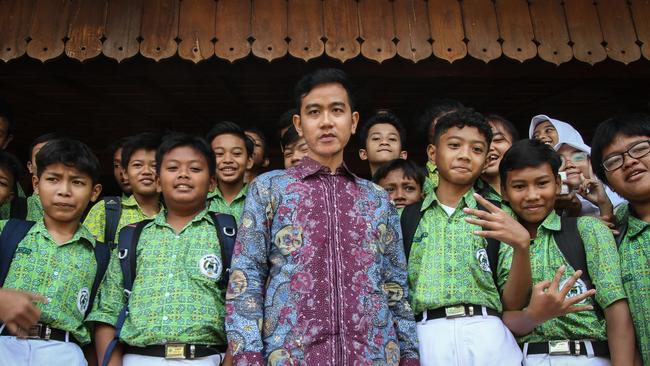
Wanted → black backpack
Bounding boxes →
[102,196,122,250]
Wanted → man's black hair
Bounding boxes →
[0,100,15,134]
[107,136,131,155]
[29,132,65,160]
[432,108,493,147]
[499,139,561,185]
[120,132,163,170]
[281,125,302,151]
[591,113,650,184]
[0,151,22,185]
[35,138,101,184]
[156,133,216,178]
[486,114,520,142]
[206,121,254,157]
[358,110,406,149]
[372,158,426,189]
[244,126,269,159]
[418,98,465,144]
[294,68,355,112]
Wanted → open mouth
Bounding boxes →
[487,153,499,163]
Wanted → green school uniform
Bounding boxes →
[86,208,227,347]
[207,185,247,224]
[422,161,438,196]
[25,194,43,222]
[83,195,158,243]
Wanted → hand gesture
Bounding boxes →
[463,193,531,250]
[555,191,582,216]
[0,288,47,336]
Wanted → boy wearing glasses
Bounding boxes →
[591,113,650,365]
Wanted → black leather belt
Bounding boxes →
[524,340,610,357]
[125,343,226,359]
[0,323,78,344]
[415,304,501,321]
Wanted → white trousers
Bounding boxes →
[417,310,523,366]
[123,353,223,366]
[522,341,611,366]
[0,336,87,366]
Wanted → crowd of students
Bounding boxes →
[0,68,648,366]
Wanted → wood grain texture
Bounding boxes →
[27,0,75,61]
[215,0,251,62]
[140,0,179,61]
[563,0,607,64]
[358,0,396,63]
[393,0,432,62]
[103,0,143,62]
[252,0,288,61]
[528,0,573,65]
[495,0,536,62]
[630,0,650,60]
[428,0,467,62]
[596,0,641,64]
[66,0,107,61]
[287,0,324,61]
[0,0,36,62]
[323,0,360,62]
[178,0,215,63]
[462,0,502,62]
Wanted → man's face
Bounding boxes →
[294,83,359,165]
[433,126,488,187]
[359,123,406,165]
[503,164,560,227]
[125,149,157,197]
[532,121,559,146]
[283,138,310,169]
[27,141,49,176]
[558,145,591,189]
[33,163,101,224]
[157,146,215,209]
[0,118,13,150]
[244,131,269,170]
[0,167,15,205]
[211,134,252,187]
[602,134,650,203]
[113,147,131,194]
[483,121,514,177]
[377,169,423,209]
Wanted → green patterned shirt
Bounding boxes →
[1,219,97,344]
[422,161,438,196]
[207,185,247,224]
[26,194,43,221]
[408,186,507,314]
[83,195,159,243]
[616,204,650,364]
[499,212,626,344]
[86,208,227,347]
[0,183,26,219]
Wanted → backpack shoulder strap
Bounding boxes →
[0,219,36,287]
[475,199,502,286]
[86,242,111,318]
[614,217,629,248]
[103,196,122,250]
[9,197,28,220]
[400,201,424,261]
[208,212,237,287]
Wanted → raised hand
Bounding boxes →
[0,288,47,336]
[463,193,531,250]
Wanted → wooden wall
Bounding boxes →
[0,0,647,65]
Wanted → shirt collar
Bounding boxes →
[208,185,248,201]
[33,219,95,247]
[122,195,139,207]
[152,206,212,229]
[538,210,561,233]
[421,185,478,212]
[622,204,650,239]
[293,156,357,181]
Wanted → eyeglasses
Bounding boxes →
[602,140,650,172]
[560,151,588,168]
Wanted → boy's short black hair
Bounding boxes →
[121,132,163,170]
[0,150,22,185]
[0,100,15,134]
[281,125,301,151]
[418,98,465,144]
[486,114,520,142]
[294,68,355,112]
[29,132,65,160]
[206,121,254,157]
[358,110,406,149]
[591,113,650,184]
[277,108,298,137]
[372,158,426,189]
[432,108,493,147]
[244,126,269,159]
[499,139,561,185]
[35,138,101,184]
[107,136,131,156]
[157,133,216,178]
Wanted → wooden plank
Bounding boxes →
[323,0,360,62]
[0,0,36,62]
[251,0,287,61]
[26,0,75,61]
[103,0,143,62]
[65,0,107,62]
[215,0,251,62]
[596,0,641,64]
[529,0,573,65]
[630,0,650,60]
[563,0,607,64]
[140,0,179,61]
[428,0,466,63]
[393,0,432,62]
[495,0,536,62]
[287,0,324,61]
[358,0,396,63]
[461,0,502,62]
[178,0,215,63]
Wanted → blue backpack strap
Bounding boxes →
[0,219,35,287]
[400,201,424,262]
[209,212,237,287]
[103,196,122,250]
[86,242,111,318]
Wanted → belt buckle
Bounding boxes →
[164,343,187,359]
[548,340,571,355]
[445,305,466,318]
[17,324,42,340]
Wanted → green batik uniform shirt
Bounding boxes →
[498,212,626,344]
[408,186,508,314]
[207,185,247,224]
[0,183,26,219]
[422,161,438,196]
[616,204,650,364]
[86,208,227,347]
[83,195,159,243]
[26,194,43,221]
[1,219,97,344]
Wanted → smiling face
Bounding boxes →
[558,145,591,188]
[602,134,650,204]
[503,164,560,228]
[532,121,559,146]
[377,168,423,209]
[125,148,157,197]
[433,126,489,187]
[283,138,310,169]
[244,131,268,170]
[211,133,253,187]
[359,123,405,165]
[483,120,514,178]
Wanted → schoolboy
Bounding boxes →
[481,114,518,196]
[281,124,310,168]
[108,137,132,197]
[89,133,230,366]
[206,121,253,224]
[24,133,64,222]
[243,127,270,183]
[276,108,298,140]
[358,110,407,176]
[591,113,650,365]
[407,108,532,366]
[493,139,636,365]
[84,132,161,245]
[0,138,103,366]
[226,68,418,364]
[373,158,425,210]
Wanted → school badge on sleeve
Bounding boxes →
[199,254,222,280]
[77,288,90,314]
[476,248,492,272]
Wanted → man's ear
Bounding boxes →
[426,144,436,163]
[32,175,39,195]
[399,150,408,159]
[293,114,303,137]
[90,184,103,202]
[359,149,368,161]
[351,111,360,134]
